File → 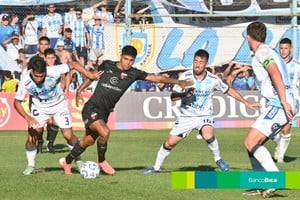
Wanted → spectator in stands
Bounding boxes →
[1,70,18,92]
[244,68,256,90]
[41,4,63,48]
[72,8,90,68]
[132,5,151,25]
[3,33,23,65]
[86,15,105,69]
[140,80,157,92]
[226,63,249,90]
[69,72,80,93]
[114,0,125,24]
[94,1,114,24]
[16,48,28,73]
[22,14,39,58]
[55,28,78,62]
[9,14,21,35]
[0,15,14,49]
[64,5,76,31]
[114,15,123,25]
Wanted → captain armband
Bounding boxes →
[262,57,275,69]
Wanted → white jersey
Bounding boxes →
[15,64,70,108]
[42,13,63,38]
[251,44,294,109]
[173,69,229,117]
[23,20,39,45]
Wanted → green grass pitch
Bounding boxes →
[1,128,300,200]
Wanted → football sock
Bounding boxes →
[205,136,221,162]
[153,143,171,171]
[67,139,82,162]
[46,124,59,143]
[66,142,86,164]
[37,132,44,153]
[247,151,265,171]
[97,142,107,163]
[252,144,278,171]
[270,133,280,145]
[277,133,291,158]
[25,146,37,167]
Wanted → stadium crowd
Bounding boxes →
[0,0,153,92]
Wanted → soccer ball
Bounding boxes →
[80,161,100,179]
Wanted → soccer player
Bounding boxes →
[243,22,294,197]
[14,57,81,175]
[29,36,62,154]
[273,38,300,163]
[141,49,260,174]
[59,45,193,175]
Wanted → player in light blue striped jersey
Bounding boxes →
[142,49,260,174]
[273,38,300,163]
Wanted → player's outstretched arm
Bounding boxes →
[69,60,103,80]
[146,74,193,89]
[227,88,261,110]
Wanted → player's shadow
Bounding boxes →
[176,165,216,171]
[282,156,298,163]
[114,166,149,171]
[272,156,298,163]
[53,144,71,153]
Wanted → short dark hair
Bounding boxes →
[121,45,137,58]
[28,56,47,73]
[75,8,82,13]
[44,48,56,57]
[280,37,292,45]
[247,21,266,43]
[39,36,50,43]
[194,49,209,60]
[3,70,13,79]
[64,27,73,33]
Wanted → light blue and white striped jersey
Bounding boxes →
[15,64,69,108]
[64,12,76,30]
[173,69,229,116]
[86,24,105,49]
[286,59,300,98]
[71,19,87,47]
[251,44,294,109]
[42,13,63,38]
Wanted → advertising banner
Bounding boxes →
[1,91,299,131]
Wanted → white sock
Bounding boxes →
[26,148,37,167]
[278,133,291,158]
[207,137,221,162]
[153,144,171,171]
[271,133,280,145]
[253,146,278,171]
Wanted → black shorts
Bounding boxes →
[81,102,110,129]
[75,46,88,58]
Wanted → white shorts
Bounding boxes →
[170,116,213,138]
[252,105,289,138]
[30,99,72,129]
[89,48,104,61]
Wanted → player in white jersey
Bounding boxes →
[243,22,294,198]
[14,56,101,175]
[14,57,77,175]
[273,38,300,163]
[141,49,260,174]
